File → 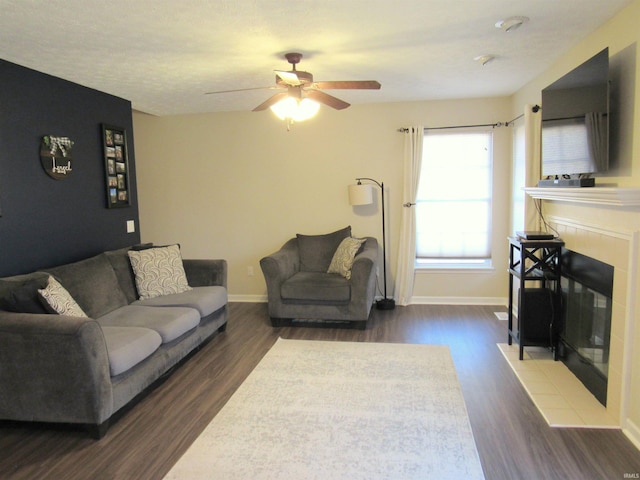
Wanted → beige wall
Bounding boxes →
[511,1,639,187]
[133,0,640,447]
[509,0,640,446]
[133,97,511,302]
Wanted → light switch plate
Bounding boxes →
[126,220,135,233]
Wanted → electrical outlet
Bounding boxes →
[247,266,254,277]
[126,220,135,233]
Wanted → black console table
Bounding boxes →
[507,236,564,360]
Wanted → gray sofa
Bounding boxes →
[0,244,228,438]
[260,227,378,329]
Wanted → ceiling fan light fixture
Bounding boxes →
[270,96,320,123]
[495,16,529,32]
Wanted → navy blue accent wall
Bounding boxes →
[0,59,141,276]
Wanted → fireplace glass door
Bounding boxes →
[561,276,611,379]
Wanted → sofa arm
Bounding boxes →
[183,259,227,288]
[0,311,113,425]
[350,237,379,303]
[259,238,299,295]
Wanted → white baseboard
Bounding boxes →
[408,296,508,306]
[227,295,508,306]
[623,418,640,451]
[228,294,267,303]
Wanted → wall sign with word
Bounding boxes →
[40,135,74,180]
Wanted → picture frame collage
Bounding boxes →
[102,124,130,208]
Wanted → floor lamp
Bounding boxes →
[348,178,396,310]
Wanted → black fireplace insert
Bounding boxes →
[558,248,614,406]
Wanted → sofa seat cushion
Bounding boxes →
[101,326,162,377]
[132,286,227,317]
[281,272,351,304]
[97,305,201,344]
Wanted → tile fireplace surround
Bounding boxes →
[525,186,640,447]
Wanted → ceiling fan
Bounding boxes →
[206,52,381,114]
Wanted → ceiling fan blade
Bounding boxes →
[205,86,280,95]
[274,70,302,86]
[312,80,381,90]
[252,92,290,111]
[305,90,350,110]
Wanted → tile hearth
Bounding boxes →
[498,343,619,428]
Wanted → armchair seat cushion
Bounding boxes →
[281,272,350,304]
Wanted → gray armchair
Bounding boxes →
[260,227,378,329]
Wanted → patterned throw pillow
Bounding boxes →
[38,276,88,317]
[127,244,192,300]
[327,237,366,279]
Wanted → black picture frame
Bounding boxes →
[102,124,130,208]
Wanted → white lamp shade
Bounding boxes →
[348,184,374,206]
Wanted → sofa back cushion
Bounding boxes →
[103,246,142,304]
[44,253,128,319]
[296,226,351,272]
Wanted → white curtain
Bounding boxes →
[524,104,542,230]
[511,105,542,233]
[509,105,541,317]
[394,126,423,306]
[585,112,607,172]
[511,117,527,233]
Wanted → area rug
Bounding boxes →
[164,338,485,480]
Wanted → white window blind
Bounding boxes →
[541,118,592,175]
[416,129,493,262]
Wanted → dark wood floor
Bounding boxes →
[2,303,640,479]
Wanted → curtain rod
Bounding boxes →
[398,104,542,132]
[504,104,541,127]
[397,123,502,133]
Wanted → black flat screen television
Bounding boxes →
[540,48,609,186]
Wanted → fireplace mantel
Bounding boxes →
[524,187,640,207]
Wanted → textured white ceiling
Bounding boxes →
[0,0,632,116]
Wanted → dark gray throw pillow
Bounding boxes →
[0,277,50,314]
[296,226,351,272]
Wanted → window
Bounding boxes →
[541,117,593,175]
[415,129,493,268]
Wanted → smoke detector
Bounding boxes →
[474,55,495,66]
[495,16,529,32]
